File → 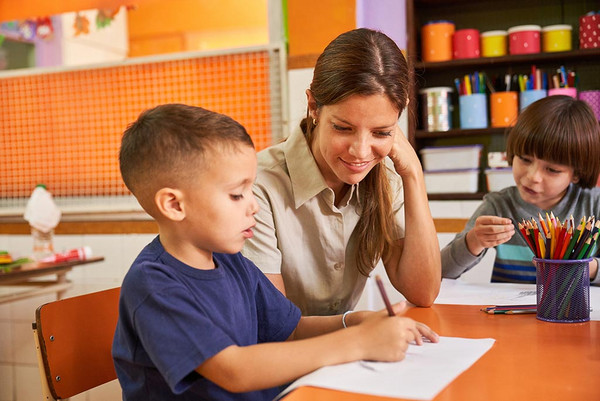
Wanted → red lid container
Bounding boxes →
[452,28,480,59]
[508,25,541,55]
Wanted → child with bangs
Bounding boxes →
[442,95,600,284]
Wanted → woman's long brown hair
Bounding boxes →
[301,28,409,276]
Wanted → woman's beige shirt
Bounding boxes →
[242,128,405,315]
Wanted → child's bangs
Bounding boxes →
[513,126,573,168]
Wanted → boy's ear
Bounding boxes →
[155,187,185,221]
[572,175,580,184]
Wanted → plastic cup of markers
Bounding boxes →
[533,258,591,323]
[519,89,547,112]
[459,93,487,129]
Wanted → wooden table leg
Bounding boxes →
[56,272,68,300]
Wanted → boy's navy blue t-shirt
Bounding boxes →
[112,236,301,400]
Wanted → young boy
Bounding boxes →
[442,95,600,284]
[112,104,438,400]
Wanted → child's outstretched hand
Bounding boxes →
[466,216,515,256]
[356,302,439,362]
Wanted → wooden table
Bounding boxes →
[0,256,104,304]
[283,304,599,401]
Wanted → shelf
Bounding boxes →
[414,49,600,71]
[427,192,486,201]
[415,127,507,139]
[406,0,598,201]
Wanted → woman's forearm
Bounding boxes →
[384,171,441,306]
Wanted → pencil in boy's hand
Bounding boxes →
[375,275,395,317]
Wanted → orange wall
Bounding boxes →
[0,0,136,22]
[127,0,266,35]
[127,0,355,59]
[127,0,268,56]
[1,0,353,60]
[287,0,355,57]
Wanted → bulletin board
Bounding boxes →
[0,46,283,213]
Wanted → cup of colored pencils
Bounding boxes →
[519,213,593,323]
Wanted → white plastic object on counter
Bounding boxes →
[39,246,93,264]
[24,184,62,260]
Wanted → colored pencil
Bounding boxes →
[485,309,537,315]
[552,223,566,259]
[538,213,548,237]
[584,232,599,258]
[518,222,535,254]
[546,212,553,236]
[563,225,581,260]
[558,228,573,259]
[375,275,395,317]
[577,217,587,241]
[572,221,592,259]
[576,236,592,259]
[481,304,536,311]
[537,232,546,258]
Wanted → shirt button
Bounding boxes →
[333,262,343,270]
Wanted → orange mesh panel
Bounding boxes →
[0,50,274,199]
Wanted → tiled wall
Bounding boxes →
[0,232,155,401]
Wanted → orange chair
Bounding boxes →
[32,287,121,400]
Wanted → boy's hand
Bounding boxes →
[466,216,515,256]
[388,302,439,345]
[356,302,439,362]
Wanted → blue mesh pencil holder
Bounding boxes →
[533,258,591,323]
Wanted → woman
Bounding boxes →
[242,28,440,315]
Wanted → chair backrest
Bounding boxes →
[33,287,121,400]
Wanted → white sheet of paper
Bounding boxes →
[276,336,495,400]
[435,278,600,321]
[435,279,537,305]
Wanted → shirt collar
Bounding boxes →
[284,128,359,209]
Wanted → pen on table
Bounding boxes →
[481,304,537,311]
[375,275,395,316]
[485,309,537,315]
[480,305,537,314]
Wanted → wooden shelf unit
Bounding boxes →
[406,0,599,198]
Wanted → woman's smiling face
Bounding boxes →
[308,92,399,198]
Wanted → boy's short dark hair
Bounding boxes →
[506,95,600,188]
[119,104,254,213]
